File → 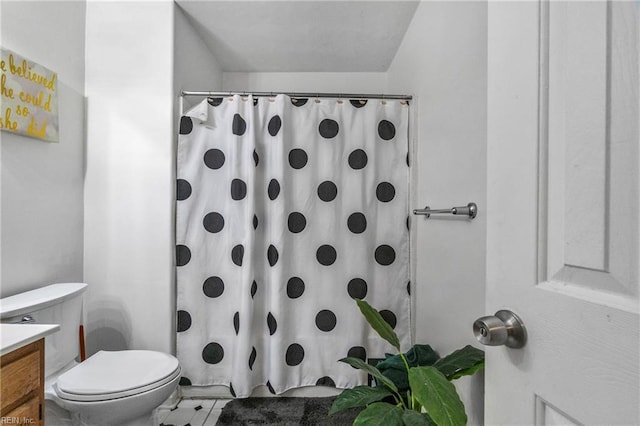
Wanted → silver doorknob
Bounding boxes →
[473,310,527,348]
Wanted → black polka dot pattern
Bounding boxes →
[267,313,277,335]
[233,312,240,335]
[378,120,396,140]
[267,245,279,266]
[319,119,339,139]
[204,149,225,170]
[180,116,193,135]
[380,310,397,329]
[249,347,257,370]
[348,149,368,170]
[347,278,368,299]
[289,149,308,169]
[287,277,305,299]
[316,245,337,266]
[176,245,191,267]
[347,213,367,234]
[233,114,247,136]
[231,179,247,200]
[291,98,308,107]
[203,212,224,233]
[287,212,306,233]
[175,97,409,398]
[251,280,258,298]
[376,182,396,202]
[317,181,337,202]
[202,342,224,364]
[286,344,305,366]
[315,310,337,332]
[268,179,280,200]
[316,377,336,387]
[268,115,282,136]
[177,179,192,201]
[348,346,366,362]
[177,310,191,332]
[375,245,396,266]
[203,276,224,298]
[232,245,244,266]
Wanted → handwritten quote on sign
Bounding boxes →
[0,48,59,142]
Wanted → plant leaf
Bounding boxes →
[408,366,467,426]
[450,360,485,380]
[377,344,441,392]
[356,299,401,350]
[402,410,437,426]
[329,386,393,415]
[353,402,404,426]
[433,345,485,380]
[339,357,399,393]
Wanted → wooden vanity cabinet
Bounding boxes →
[0,338,44,425]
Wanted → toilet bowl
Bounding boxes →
[48,350,181,425]
[0,283,180,426]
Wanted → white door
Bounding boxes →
[485,1,639,425]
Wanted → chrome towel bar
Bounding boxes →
[413,202,478,219]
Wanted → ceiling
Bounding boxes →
[175,1,420,72]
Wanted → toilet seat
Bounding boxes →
[54,350,181,402]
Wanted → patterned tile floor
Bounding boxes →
[157,398,231,426]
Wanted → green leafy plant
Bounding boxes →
[330,299,485,426]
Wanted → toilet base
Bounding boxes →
[45,399,74,425]
[46,401,154,426]
[45,368,180,426]
[71,411,154,426]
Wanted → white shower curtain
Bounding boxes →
[176,94,410,397]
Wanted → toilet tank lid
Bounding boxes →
[0,283,88,320]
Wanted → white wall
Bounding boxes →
[199,8,488,410]
[84,0,175,355]
[84,1,222,356]
[223,72,388,94]
[174,4,224,113]
[0,0,86,297]
[387,2,488,424]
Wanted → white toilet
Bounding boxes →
[0,283,181,426]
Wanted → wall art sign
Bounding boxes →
[0,48,59,142]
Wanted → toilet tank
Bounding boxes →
[0,283,88,376]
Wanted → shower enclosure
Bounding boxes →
[175,92,412,397]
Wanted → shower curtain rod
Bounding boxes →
[180,91,412,101]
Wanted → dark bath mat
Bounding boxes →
[215,396,359,425]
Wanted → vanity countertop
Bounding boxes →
[0,323,60,356]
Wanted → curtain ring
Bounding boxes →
[381,94,387,106]
[337,94,344,105]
